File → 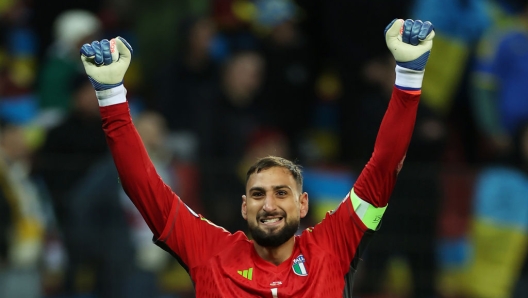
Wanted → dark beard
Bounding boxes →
[249,218,300,247]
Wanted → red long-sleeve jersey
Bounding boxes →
[99,86,419,297]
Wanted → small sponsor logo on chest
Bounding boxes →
[292,254,308,276]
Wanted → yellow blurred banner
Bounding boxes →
[463,219,528,298]
[421,34,469,115]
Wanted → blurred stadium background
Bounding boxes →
[1,0,528,297]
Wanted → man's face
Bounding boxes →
[242,167,308,247]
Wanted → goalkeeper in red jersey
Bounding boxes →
[79,18,435,297]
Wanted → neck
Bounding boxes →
[253,237,295,266]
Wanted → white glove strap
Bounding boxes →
[95,85,127,107]
[395,65,425,90]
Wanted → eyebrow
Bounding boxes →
[273,185,292,191]
[248,185,292,193]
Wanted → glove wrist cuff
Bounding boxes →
[394,65,424,90]
[95,85,127,106]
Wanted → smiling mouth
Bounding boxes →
[260,217,284,226]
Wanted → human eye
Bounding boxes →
[276,189,288,197]
[251,191,264,198]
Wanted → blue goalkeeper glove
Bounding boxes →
[384,19,435,90]
[80,37,133,91]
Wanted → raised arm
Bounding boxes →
[307,20,436,279]
[352,19,436,229]
[79,38,234,269]
[79,38,172,237]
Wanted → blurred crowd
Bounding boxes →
[1,0,528,297]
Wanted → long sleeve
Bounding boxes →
[353,87,420,207]
[99,99,236,269]
[99,102,175,238]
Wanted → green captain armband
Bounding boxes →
[350,188,387,230]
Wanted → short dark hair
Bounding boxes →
[246,156,303,190]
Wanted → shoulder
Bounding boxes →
[214,232,253,258]
[297,228,319,246]
[232,230,251,242]
[220,231,252,249]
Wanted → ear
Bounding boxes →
[299,192,309,218]
[241,195,247,220]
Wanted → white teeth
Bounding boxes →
[262,218,280,223]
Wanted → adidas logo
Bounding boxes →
[237,268,253,280]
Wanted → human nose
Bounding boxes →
[262,194,277,212]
